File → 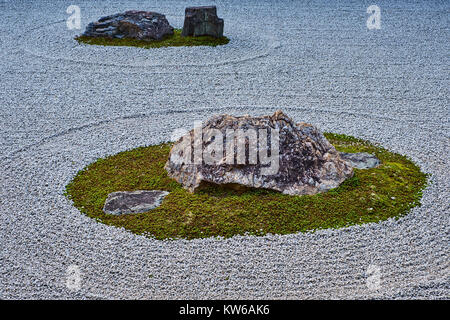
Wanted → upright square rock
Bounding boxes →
[181,6,224,38]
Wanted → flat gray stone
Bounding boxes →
[339,152,380,169]
[103,190,169,215]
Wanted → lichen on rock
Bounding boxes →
[165,111,354,195]
[82,10,174,41]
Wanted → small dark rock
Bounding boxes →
[339,152,380,169]
[82,10,174,41]
[103,190,169,215]
[181,6,224,38]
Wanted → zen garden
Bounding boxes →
[3,1,446,302]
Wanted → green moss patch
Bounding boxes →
[75,29,229,49]
[65,133,427,240]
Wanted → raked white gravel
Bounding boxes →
[0,0,448,299]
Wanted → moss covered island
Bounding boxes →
[75,29,230,49]
[65,133,427,240]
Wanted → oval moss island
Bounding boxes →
[65,133,427,240]
[75,29,230,49]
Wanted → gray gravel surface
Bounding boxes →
[1,0,449,299]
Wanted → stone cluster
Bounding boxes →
[82,7,225,41]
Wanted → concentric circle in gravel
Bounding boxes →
[18,16,278,68]
[1,0,448,299]
[1,107,448,299]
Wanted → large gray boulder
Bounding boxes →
[181,6,224,38]
[82,10,174,40]
[165,111,354,195]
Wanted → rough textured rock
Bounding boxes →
[340,152,380,169]
[103,190,169,215]
[181,6,224,38]
[82,11,174,40]
[165,111,353,195]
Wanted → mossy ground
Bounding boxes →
[65,133,427,240]
[75,29,229,48]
